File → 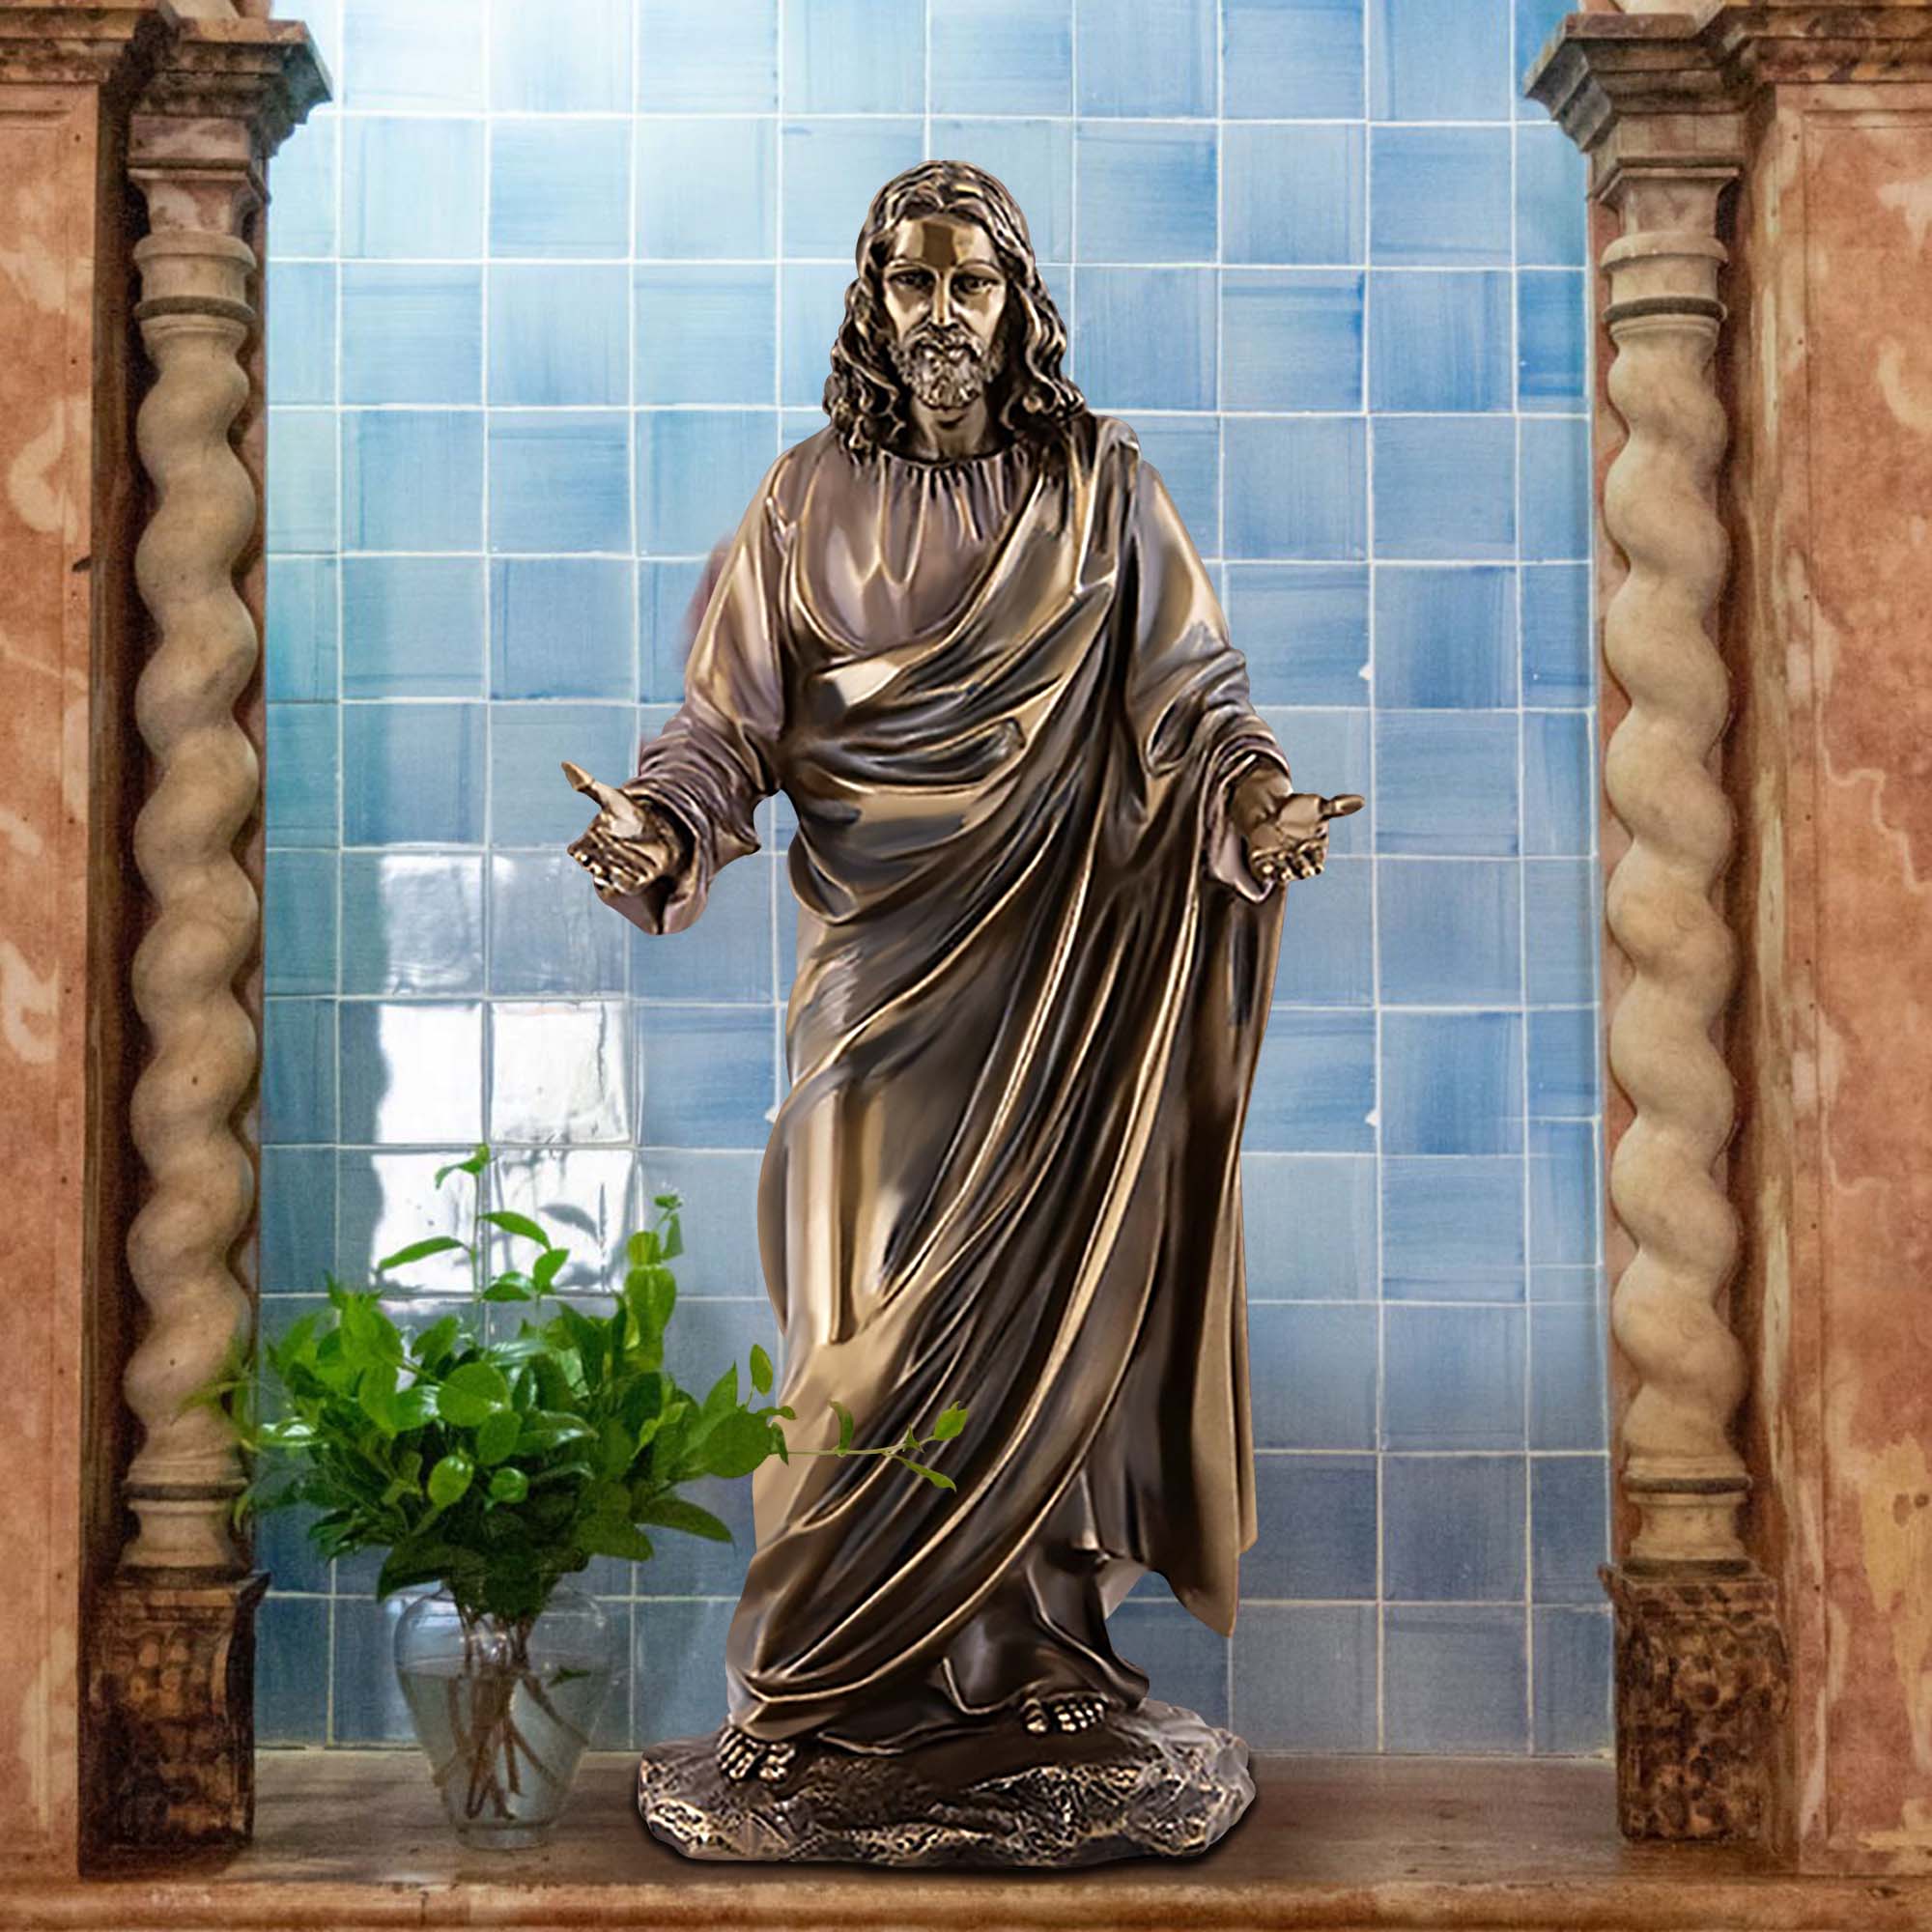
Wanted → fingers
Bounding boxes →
[1249,836,1327,885]
[1320,792,1366,822]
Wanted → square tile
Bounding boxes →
[784,0,923,112]
[1226,565,1370,706]
[490,1001,632,1144]
[636,411,779,555]
[1270,854,1373,1006]
[1371,128,1512,268]
[1247,1453,1378,1599]
[1529,1006,1599,1118]
[1225,125,1364,267]
[491,557,634,700]
[1521,415,1592,560]
[1521,563,1593,706]
[342,701,484,846]
[1532,1455,1609,1604]
[1383,1305,1527,1451]
[1381,1009,1524,1154]
[1378,858,1520,1008]
[262,999,336,1146]
[256,1596,329,1743]
[636,0,777,110]
[338,1001,484,1147]
[1518,125,1588,268]
[341,412,484,554]
[1369,0,1510,121]
[1529,1120,1599,1266]
[491,701,639,845]
[1523,859,1597,1007]
[339,852,484,997]
[341,0,482,110]
[635,1006,777,1148]
[490,265,629,408]
[1374,565,1516,708]
[1533,1607,1612,1754]
[1109,1603,1230,1724]
[639,557,712,698]
[1226,417,1367,561]
[930,0,1073,116]
[267,410,338,554]
[490,121,631,259]
[341,557,485,698]
[266,702,337,850]
[630,1150,767,1296]
[1519,270,1588,412]
[929,119,1074,263]
[273,115,335,257]
[1222,270,1363,412]
[1374,712,1519,857]
[340,266,480,407]
[781,262,852,410]
[1523,711,1592,855]
[491,851,632,998]
[1246,1302,1378,1449]
[491,0,631,111]
[632,853,777,1002]
[266,851,336,997]
[635,266,778,406]
[1374,416,1517,561]
[1369,270,1512,413]
[1249,1008,1377,1152]
[267,262,333,406]
[342,118,483,260]
[266,557,338,702]
[635,120,777,259]
[1234,1605,1378,1748]
[1131,416,1221,553]
[1530,1304,1609,1452]
[635,1600,735,1744]
[1384,1605,1527,1751]
[1076,124,1217,263]
[1382,1456,1525,1600]
[1225,0,1364,119]
[1076,0,1214,116]
[1381,1154,1525,1301]
[488,412,631,554]
[1073,268,1215,412]
[1242,1152,1378,1302]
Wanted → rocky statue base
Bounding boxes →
[636,1697,1255,1867]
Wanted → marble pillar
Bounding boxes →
[0,1,323,1872]
[1529,2,1932,1873]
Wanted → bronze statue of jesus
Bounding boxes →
[565,160,1357,1801]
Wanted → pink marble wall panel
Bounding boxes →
[1799,100,1932,1863]
[0,79,101,1875]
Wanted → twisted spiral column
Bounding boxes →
[1598,191,1751,1572]
[118,225,262,1578]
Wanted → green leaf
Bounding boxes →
[830,1399,855,1454]
[391,1382,438,1432]
[701,1363,738,1420]
[635,1494,732,1543]
[532,1247,569,1293]
[427,1451,475,1507]
[749,1343,773,1396]
[626,1230,660,1268]
[412,1315,463,1368]
[436,1361,512,1428]
[599,1415,636,1479]
[581,1520,654,1563]
[375,1235,467,1272]
[481,1272,536,1302]
[703,1409,775,1480]
[929,1404,968,1442]
[356,1361,399,1435]
[488,1465,529,1505]
[479,1208,551,1247]
[432,1143,492,1188]
[475,1407,522,1466]
[902,1461,956,1491]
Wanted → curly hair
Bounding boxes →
[823,158,1090,462]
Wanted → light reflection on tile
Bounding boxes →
[338,1001,484,1147]
[489,1000,633,1145]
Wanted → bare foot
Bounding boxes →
[1019,1690,1116,1736]
[715,1721,799,1783]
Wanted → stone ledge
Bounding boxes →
[3,1748,1930,1929]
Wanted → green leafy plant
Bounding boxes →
[195,1142,968,1627]
[191,1142,967,1834]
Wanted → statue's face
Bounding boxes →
[881,213,1009,413]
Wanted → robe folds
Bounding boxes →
[620,410,1293,1750]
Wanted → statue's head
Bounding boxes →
[824,158,1088,461]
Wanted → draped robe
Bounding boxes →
[620,410,1292,1750]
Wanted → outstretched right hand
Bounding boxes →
[561,759,689,902]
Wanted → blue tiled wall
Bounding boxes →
[257,0,1608,1758]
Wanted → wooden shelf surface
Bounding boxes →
[3,1748,1930,1930]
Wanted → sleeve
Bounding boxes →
[1116,446,1293,902]
[613,453,794,935]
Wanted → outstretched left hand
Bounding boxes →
[1228,762,1365,886]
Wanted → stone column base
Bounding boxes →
[1602,1563,1788,1843]
[85,1572,270,1855]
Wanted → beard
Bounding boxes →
[890,321,1006,412]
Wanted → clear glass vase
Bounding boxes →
[394,1581,620,1849]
